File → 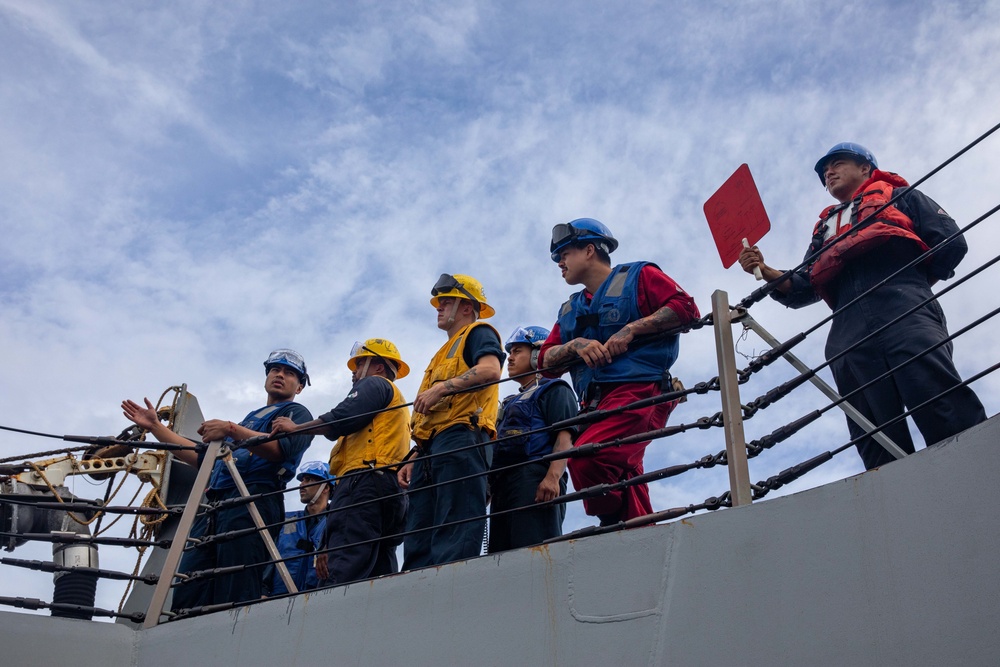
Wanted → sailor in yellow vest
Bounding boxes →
[271,339,410,585]
[398,274,504,568]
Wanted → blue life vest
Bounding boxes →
[495,379,570,462]
[557,262,679,398]
[208,401,304,490]
[269,510,326,595]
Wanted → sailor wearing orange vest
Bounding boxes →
[739,143,986,469]
[271,339,410,585]
[398,274,504,568]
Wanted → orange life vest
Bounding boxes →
[808,170,929,305]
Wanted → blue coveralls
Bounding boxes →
[266,510,326,595]
[404,425,493,568]
[403,325,505,570]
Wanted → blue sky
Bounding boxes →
[2,0,999,613]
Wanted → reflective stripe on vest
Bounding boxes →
[557,261,679,398]
[411,321,501,442]
[495,378,570,461]
[330,379,410,476]
[808,170,929,306]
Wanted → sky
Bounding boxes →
[2,0,999,617]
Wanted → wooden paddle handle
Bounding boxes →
[742,238,763,281]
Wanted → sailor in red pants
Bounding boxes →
[539,219,699,524]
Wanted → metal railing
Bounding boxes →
[1,124,998,627]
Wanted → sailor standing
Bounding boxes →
[739,143,986,469]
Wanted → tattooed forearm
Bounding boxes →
[443,355,502,391]
[541,339,587,370]
[627,306,681,337]
[446,367,478,392]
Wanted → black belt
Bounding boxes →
[341,467,385,476]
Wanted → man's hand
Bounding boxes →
[413,382,450,415]
[738,245,765,275]
[604,325,634,357]
[197,419,232,443]
[122,397,199,465]
[535,473,561,503]
[122,398,159,431]
[570,337,613,368]
[270,416,297,435]
[397,462,414,489]
[315,554,329,581]
[738,245,790,289]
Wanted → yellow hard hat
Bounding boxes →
[347,338,410,379]
[429,273,495,319]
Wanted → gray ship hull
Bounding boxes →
[3,415,998,666]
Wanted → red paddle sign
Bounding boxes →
[703,163,771,268]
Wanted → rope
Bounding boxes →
[199,372,717,518]
[0,530,168,549]
[0,556,157,584]
[750,359,999,500]
[232,318,709,452]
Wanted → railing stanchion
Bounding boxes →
[143,441,221,629]
[221,453,298,595]
[712,290,753,506]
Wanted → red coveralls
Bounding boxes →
[540,266,699,522]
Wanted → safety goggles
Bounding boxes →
[264,349,310,385]
[349,341,397,376]
[430,273,478,303]
[349,340,387,363]
[505,327,545,349]
[550,223,580,251]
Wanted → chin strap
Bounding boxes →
[519,373,540,391]
[307,481,328,507]
[445,299,460,327]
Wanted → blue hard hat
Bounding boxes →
[296,460,332,482]
[264,348,311,386]
[814,143,878,185]
[550,218,619,262]
[504,326,550,354]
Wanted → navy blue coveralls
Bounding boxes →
[774,187,986,469]
[172,402,313,610]
[488,378,577,553]
[318,377,407,585]
[403,326,505,569]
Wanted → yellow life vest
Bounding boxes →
[411,321,500,444]
[328,378,410,477]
